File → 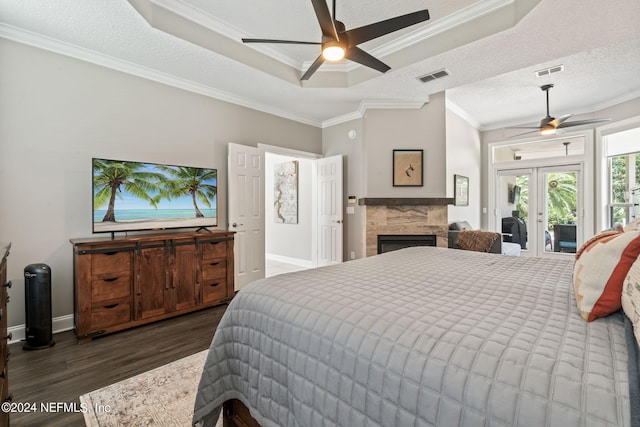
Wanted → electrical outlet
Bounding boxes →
[350,251,356,260]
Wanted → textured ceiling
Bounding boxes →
[0,0,639,130]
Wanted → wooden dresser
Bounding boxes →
[1,242,11,426]
[70,232,233,343]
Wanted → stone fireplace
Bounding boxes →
[358,198,453,257]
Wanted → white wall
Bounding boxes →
[265,153,314,265]
[446,108,482,228]
[0,39,322,328]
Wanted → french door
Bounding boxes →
[496,164,583,256]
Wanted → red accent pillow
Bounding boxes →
[573,230,640,321]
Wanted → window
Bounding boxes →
[608,152,639,227]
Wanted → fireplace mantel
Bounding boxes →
[358,197,454,206]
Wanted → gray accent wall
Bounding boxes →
[0,39,321,328]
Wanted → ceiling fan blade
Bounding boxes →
[242,38,321,45]
[345,47,390,73]
[548,113,573,128]
[506,125,541,129]
[301,55,326,81]
[345,9,430,46]
[557,118,611,128]
[310,0,339,39]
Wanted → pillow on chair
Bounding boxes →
[449,221,473,231]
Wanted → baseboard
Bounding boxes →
[8,314,75,345]
[265,253,315,269]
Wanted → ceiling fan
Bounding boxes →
[242,0,430,81]
[509,84,610,137]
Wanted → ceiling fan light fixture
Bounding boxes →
[540,127,556,136]
[322,42,345,61]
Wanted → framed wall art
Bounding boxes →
[454,174,469,206]
[273,160,298,224]
[393,149,423,187]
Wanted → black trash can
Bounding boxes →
[23,263,55,350]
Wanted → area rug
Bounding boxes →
[80,350,221,426]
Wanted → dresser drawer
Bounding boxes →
[91,275,131,303]
[91,251,131,275]
[201,241,226,260]
[91,301,131,330]
[202,279,227,303]
[202,260,226,281]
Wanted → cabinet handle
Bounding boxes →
[0,369,5,378]
[4,393,13,403]
[103,303,119,309]
[209,282,220,287]
[209,262,220,267]
[102,277,119,282]
[3,280,10,288]
[5,333,11,341]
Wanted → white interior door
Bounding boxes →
[228,143,265,290]
[317,155,343,266]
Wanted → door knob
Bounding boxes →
[231,223,244,228]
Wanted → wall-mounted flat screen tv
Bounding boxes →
[92,158,217,234]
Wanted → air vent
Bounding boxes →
[418,69,449,83]
[535,64,564,77]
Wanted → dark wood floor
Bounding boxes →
[7,304,228,426]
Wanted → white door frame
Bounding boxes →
[495,164,583,257]
[259,144,322,267]
[488,131,595,250]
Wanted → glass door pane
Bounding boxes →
[540,166,580,254]
[497,170,533,253]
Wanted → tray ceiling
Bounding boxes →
[0,0,638,129]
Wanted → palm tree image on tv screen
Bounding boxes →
[92,158,217,233]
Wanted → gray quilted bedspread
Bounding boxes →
[193,247,631,427]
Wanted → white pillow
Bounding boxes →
[622,256,640,348]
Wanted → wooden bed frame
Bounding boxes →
[223,399,261,427]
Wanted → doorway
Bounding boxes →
[496,164,582,257]
[228,143,343,289]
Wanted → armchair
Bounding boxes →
[448,221,502,254]
[553,224,577,253]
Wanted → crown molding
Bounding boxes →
[322,99,427,128]
[370,0,514,59]
[445,99,481,130]
[0,23,322,128]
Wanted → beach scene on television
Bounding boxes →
[93,158,217,233]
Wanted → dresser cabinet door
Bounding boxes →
[173,243,198,311]
[136,247,169,320]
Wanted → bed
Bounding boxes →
[193,246,640,427]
